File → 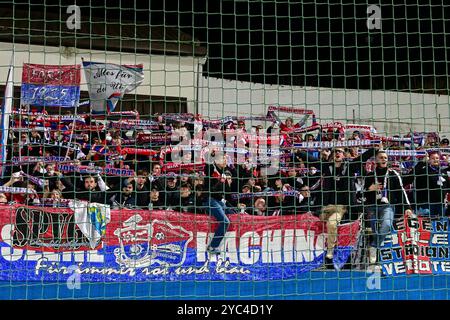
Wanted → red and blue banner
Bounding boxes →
[380,212,450,275]
[20,64,81,107]
[0,204,360,281]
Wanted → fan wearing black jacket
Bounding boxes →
[296,184,321,215]
[363,150,406,265]
[148,184,165,210]
[406,151,450,217]
[76,175,108,204]
[298,145,377,267]
[134,170,150,207]
[203,154,238,255]
[173,183,196,213]
[110,180,136,208]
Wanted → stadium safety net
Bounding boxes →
[0,0,449,300]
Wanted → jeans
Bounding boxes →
[204,198,237,249]
[366,205,394,248]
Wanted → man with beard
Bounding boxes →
[77,175,108,204]
[110,179,136,208]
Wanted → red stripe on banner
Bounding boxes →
[22,63,81,85]
[120,148,159,157]
[397,211,432,275]
[268,106,315,115]
[122,64,144,70]
[288,124,322,134]
[0,205,361,254]
[162,162,205,172]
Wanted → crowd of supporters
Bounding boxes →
[2,109,450,267]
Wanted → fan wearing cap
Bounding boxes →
[235,183,254,214]
[351,130,361,140]
[162,173,180,206]
[203,153,238,255]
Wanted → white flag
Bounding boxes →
[69,200,111,249]
[82,61,144,114]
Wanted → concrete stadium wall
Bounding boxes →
[199,76,450,137]
[1,44,448,138]
[0,42,205,113]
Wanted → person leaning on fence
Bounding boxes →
[297,145,377,269]
[363,150,406,266]
[203,154,238,255]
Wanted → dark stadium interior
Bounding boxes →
[2,0,448,94]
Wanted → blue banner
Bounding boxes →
[20,84,80,107]
[380,215,450,275]
[0,205,361,282]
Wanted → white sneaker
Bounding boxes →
[369,247,378,264]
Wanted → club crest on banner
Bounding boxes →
[113,214,193,268]
[89,206,107,238]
